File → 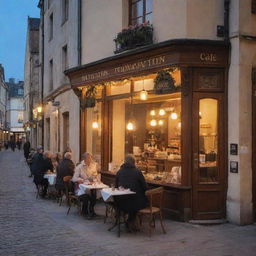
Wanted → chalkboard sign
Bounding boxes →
[230,143,238,155]
[230,161,238,173]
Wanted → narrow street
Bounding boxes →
[0,150,256,256]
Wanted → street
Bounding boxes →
[0,150,255,256]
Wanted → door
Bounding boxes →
[252,72,256,221]
[192,93,226,220]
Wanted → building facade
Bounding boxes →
[39,0,255,224]
[0,64,8,146]
[24,17,41,148]
[6,79,25,141]
[38,0,80,163]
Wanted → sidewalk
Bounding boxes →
[0,150,256,256]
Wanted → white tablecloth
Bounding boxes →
[77,182,109,197]
[101,188,136,202]
[43,173,56,185]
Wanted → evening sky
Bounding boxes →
[0,0,39,81]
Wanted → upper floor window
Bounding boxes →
[49,13,53,41]
[18,89,23,96]
[62,45,68,71]
[62,0,69,24]
[129,0,152,25]
[49,59,53,91]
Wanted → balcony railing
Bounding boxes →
[114,22,153,54]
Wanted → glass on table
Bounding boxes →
[110,183,115,191]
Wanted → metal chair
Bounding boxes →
[138,186,166,236]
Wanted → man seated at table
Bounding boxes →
[115,154,148,232]
[56,152,75,193]
[72,152,100,217]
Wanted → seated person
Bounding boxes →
[115,154,148,231]
[55,152,75,192]
[72,152,100,217]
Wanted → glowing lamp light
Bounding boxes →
[127,121,134,131]
[158,120,164,126]
[171,112,178,120]
[140,89,148,101]
[178,122,181,128]
[37,106,42,113]
[150,110,156,116]
[92,121,99,129]
[159,109,166,116]
[150,119,157,127]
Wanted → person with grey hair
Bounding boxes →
[115,154,148,232]
[72,152,99,217]
[55,152,75,192]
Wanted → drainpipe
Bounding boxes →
[78,0,82,66]
[224,0,230,42]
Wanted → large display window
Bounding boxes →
[108,75,182,185]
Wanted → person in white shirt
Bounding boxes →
[72,152,100,217]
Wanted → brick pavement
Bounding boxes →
[0,150,256,256]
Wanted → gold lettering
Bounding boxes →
[200,53,217,62]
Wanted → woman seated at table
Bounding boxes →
[72,152,100,217]
[115,154,148,232]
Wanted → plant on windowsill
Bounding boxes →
[114,22,153,53]
[80,85,97,109]
[154,70,177,94]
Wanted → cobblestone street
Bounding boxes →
[0,150,256,256]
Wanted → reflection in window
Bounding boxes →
[110,91,182,184]
[199,98,218,183]
[130,0,153,25]
[86,102,102,168]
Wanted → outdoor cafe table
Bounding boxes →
[101,188,136,237]
[78,182,109,196]
[43,173,56,185]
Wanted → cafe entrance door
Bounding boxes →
[192,92,226,220]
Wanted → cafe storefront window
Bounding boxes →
[108,71,182,185]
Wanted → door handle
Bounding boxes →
[194,153,198,169]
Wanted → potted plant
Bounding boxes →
[154,70,176,94]
[80,85,97,108]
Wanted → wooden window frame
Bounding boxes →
[129,0,152,25]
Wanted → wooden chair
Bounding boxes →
[138,186,166,236]
[63,176,81,215]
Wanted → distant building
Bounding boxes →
[24,17,40,148]
[0,64,8,146]
[6,78,25,141]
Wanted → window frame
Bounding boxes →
[62,0,69,24]
[129,0,152,26]
[62,45,68,71]
[49,59,53,92]
[49,13,53,41]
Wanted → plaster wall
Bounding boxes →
[227,0,256,222]
[44,90,80,164]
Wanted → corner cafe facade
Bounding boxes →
[65,39,230,221]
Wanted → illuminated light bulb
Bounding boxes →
[159,109,166,116]
[150,119,157,127]
[140,89,148,100]
[178,122,181,128]
[171,112,178,120]
[127,122,134,131]
[150,110,156,116]
[92,121,99,129]
[158,120,164,126]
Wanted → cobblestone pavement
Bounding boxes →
[0,150,256,256]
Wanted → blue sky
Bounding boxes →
[0,0,39,81]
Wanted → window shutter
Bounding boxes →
[252,0,256,14]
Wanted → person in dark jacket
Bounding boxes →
[23,140,31,161]
[33,150,53,197]
[55,152,75,191]
[115,154,148,231]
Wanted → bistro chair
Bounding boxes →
[138,186,166,236]
[63,176,81,215]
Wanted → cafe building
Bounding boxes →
[66,39,229,222]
